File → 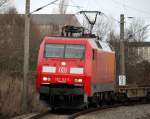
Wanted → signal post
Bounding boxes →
[119,14,126,86]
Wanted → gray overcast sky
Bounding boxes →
[13,0,150,18]
[13,0,150,40]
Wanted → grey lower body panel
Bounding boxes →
[91,82,115,95]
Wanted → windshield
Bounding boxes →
[45,44,85,59]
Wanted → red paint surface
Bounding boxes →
[36,37,116,96]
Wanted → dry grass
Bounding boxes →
[0,72,47,118]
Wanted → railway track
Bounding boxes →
[26,105,121,119]
[68,101,149,119]
[68,104,122,119]
[30,112,69,119]
[19,101,150,119]
[28,108,79,119]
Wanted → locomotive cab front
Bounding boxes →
[36,37,91,108]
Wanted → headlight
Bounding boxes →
[43,77,48,81]
[74,78,83,83]
[42,66,56,73]
[70,68,84,74]
[43,77,51,81]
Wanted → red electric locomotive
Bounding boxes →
[36,11,116,109]
[36,26,116,109]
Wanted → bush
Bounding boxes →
[0,72,47,118]
[126,61,150,86]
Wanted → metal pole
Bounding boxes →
[119,14,126,86]
[22,0,30,113]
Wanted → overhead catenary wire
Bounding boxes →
[93,0,120,24]
[103,14,120,24]
[30,0,59,14]
[111,0,150,16]
[30,0,83,14]
[30,0,120,24]
[94,0,150,25]
[70,0,83,9]
[29,0,150,41]
[93,0,148,25]
[90,1,146,28]
[53,3,83,9]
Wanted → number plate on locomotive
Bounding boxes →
[55,77,69,83]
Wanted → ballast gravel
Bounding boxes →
[77,104,150,119]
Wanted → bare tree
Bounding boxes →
[58,0,68,14]
[0,0,9,7]
[94,16,113,40]
[0,0,11,12]
[126,19,148,42]
[107,18,148,43]
[0,8,41,71]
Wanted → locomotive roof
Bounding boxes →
[44,37,114,53]
[88,39,113,52]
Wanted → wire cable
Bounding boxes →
[70,0,83,9]
[111,0,150,16]
[30,0,59,14]
[103,14,120,24]
[53,3,82,9]
[94,0,120,24]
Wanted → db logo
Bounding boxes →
[58,67,67,73]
